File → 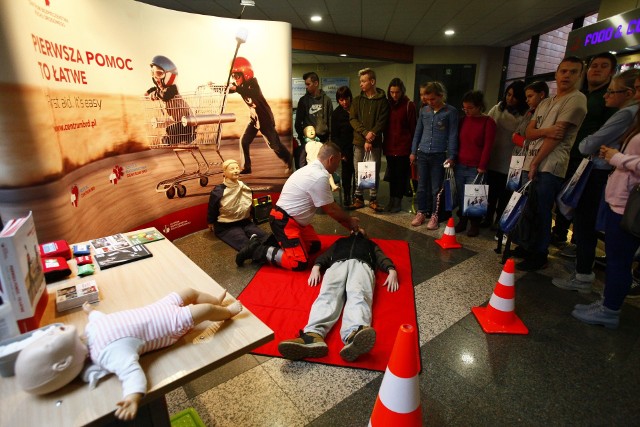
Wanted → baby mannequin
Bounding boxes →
[15,288,242,421]
[207,159,267,250]
[304,126,339,191]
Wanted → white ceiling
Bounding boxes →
[136,0,601,63]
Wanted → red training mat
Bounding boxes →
[238,235,419,372]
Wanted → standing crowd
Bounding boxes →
[213,58,639,354]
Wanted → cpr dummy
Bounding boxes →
[14,288,242,421]
[304,125,339,191]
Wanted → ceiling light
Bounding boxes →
[444,29,455,36]
[310,15,322,22]
[240,0,255,6]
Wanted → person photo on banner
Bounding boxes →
[144,55,197,145]
[228,57,292,175]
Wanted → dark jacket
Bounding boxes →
[314,233,395,273]
[331,106,354,158]
[350,88,389,148]
[295,90,333,140]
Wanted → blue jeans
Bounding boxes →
[526,171,564,255]
[603,205,640,310]
[416,151,446,215]
[454,164,478,216]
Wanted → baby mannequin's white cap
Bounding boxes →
[15,324,88,395]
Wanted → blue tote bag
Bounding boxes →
[558,157,593,208]
[499,181,531,233]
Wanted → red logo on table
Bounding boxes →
[70,185,79,207]
[109,165,124,185]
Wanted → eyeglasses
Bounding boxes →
[605,89,629,95]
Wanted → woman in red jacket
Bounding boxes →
[383,78,417,213]
[455,90,497,236]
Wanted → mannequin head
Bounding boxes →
[15,324,88,395]
[222,159,241,183]
[303,126,316,139]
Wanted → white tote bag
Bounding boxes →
[463,173,489,217]
[357,151,376,190]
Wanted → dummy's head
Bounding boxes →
[303,126,316,139]
[15,324,88,395]
[222,159,241,182]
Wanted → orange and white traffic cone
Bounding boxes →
[369,324,422,427]
[471,258,528,334]
[435,217,462,249]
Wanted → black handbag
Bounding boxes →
[621,183,640,238]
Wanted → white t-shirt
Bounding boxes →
[523,90,587,177]
[276,159,334,226]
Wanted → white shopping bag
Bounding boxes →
[357,151,376,190]
[463,174,488,217]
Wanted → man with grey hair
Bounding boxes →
[349,68,389,212]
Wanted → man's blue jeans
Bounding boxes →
[416,151,446,215]
[528,171,564,255]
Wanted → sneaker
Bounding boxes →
[559,243,577,258]
[339,326,376,362]
[411,212,426,227]
[369,199,384,213]
[516,253,548,272]
[571,302,620,329]
[552,272,594,294]
[574,298,604,312]
[348,197,365,210]
[426,215,439,230]
[278,331,328,360]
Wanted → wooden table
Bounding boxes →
[0,229,273,426]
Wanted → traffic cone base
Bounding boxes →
[471,259,529,335]
[471,306,529,334]
[435,217,462,249]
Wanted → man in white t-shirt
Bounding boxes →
[236,142,362,270]
[516,56,588,271]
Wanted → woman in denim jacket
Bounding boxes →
[410,82,458,229]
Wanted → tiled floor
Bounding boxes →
[169,201,640,426]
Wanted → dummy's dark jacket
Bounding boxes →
[314,233,395,273]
